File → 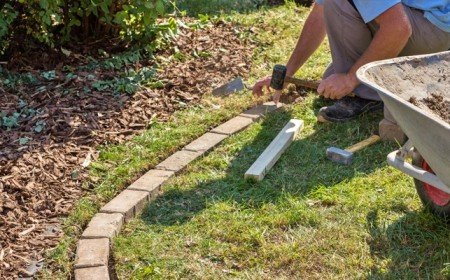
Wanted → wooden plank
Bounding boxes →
[245,119,304,181]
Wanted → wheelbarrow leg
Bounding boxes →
[387,141,450,194]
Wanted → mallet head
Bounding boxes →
[270,65,287,91]
[326,147,354,165]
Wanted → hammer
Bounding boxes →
[326,135,381,165]
[270,65,355,96]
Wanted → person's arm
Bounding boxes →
[318,3,412,99]
[253,2,326,98]
[285,3,326,76]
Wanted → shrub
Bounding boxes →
[0,0,171,55]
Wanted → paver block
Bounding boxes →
[128,169,174,194]
[74,266,109,280]
[74,238,109,269]
[211,116,254,135]
[155,150,203,172]
[379,118,407,144]
[100,190,149,221]
[240,102,282,120]
[183,132,228,152]
[81,213,124,239]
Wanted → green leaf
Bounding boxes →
[34,120,46,133]
[100,2,109,14]
[156,1,165,14]
[61,47,72,56]
[39,0,49,9]
[19,137,30,145]
[41,70,56,81]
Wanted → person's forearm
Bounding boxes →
[286,3,326,77]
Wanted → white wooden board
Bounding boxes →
[244,119,304,181]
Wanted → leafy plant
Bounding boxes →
[91,66,156,94]
[0,4,18,54]
[0,98,39,130]
[1,112,20,129]
[34,120,46,133]
[0,0,174,55]
[0,66,39,89]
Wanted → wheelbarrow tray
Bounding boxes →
[357,51,450,188]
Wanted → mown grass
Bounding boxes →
[112,2,450,280]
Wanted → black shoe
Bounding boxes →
[317,96,383,123]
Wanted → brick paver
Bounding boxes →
[379,118,407,144]
[155,150,203,172]
[74,266,109,280]
[100,190,149,221]
[240,102,282,120]
[211,116,254,135]
[128,169,174,194]
[81,213,124,239]
[74,238,109,269]
[183,132,228,152]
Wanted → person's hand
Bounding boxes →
[271,91,282,104]
[317,73,359,99]
[252,76,272,98]
[252,76,283,104]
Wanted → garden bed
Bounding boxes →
[0,20,253,279]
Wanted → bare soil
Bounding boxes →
[0,21,253,279]
[366,54,450,124]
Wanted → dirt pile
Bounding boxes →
[0,20,253,279]
[366,54,450,124]
[422,93,449,123]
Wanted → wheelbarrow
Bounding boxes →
[357,51,450,220]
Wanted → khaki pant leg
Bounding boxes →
[322,0,381,100]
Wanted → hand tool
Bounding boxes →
[270,64,355,96]
[212,77,245,96]
[326,135,381,165]
[270,65,319,90]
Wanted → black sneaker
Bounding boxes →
[317,96,383,123]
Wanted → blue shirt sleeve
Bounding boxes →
[354,0,401,23]
[315,0,402,23]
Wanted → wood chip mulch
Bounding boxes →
[0,20,254,279]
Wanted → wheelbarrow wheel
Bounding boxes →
[412,152,450,221]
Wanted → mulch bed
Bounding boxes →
[0,20,253,279]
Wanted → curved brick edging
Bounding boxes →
[73,102,282,280]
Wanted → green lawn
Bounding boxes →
[113,3,450,280]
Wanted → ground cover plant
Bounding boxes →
[113,3,450,279]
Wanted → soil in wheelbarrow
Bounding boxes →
[367,57,450,124]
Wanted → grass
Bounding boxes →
[111,2,450,280]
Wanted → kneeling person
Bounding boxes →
[253,0,450,122]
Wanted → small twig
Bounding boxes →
[105,130,134,135]
[12,253,30,263]
[19,224,36,237]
